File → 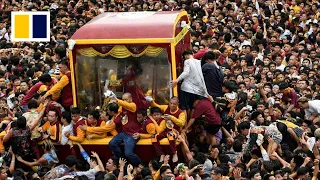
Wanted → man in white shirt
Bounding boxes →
[298,97,320,123]
[275,54,285,71]
[60,111,73,146]
[171,50,210,111]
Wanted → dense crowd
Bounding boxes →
[0,0,320,180]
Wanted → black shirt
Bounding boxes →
[202,62,224,98]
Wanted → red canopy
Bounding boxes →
[71,11,186,40]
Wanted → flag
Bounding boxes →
[11,11,50,42]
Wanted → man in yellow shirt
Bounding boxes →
[148,96,186,131]
[79,103,119,136]
[40,109,62,143]
[65,107,85,143]
[41,59,73,110]
[81,110,107,140]
[147,97,186,162]
[132,109,156,140]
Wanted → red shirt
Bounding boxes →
[164,107,183,132]
[114,105,141,135]
[192,99,221,125]
[194,49,209,59]
[61,72,73,109]
[21,82,43,106]
[282,89,298,107]
[139,117,153,134]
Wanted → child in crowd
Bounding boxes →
[149,107,179,163]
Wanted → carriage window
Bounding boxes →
[76,50,171,112]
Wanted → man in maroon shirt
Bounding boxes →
[21,74,53,112]
[109,92,141,167]
[184,98,221,145]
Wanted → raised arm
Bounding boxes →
[272,151,290,167]
[177,60,190,82]
[91,151,105,172]
[148,116,166,134]
[45,75,69,97]
[117,99,136,113]
[2,129,12,143]
[150,101,168,113]
[84,121,116,134]
[17,156,47,167]
[168,112,186,128]
[313,159,319,180]
[178,135,193,162]
[76,143,90,163]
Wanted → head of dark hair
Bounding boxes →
[65,155,77,168]
[33,52,42,60]
[27,100,38,109]
[297,167,309,176]
[48,108,59,119]
[235,163,246,171]
[88,110,100,120]
[182,50,193,56]
[17,116,27,129]
[71,107,81,115]
[203,51,218,61]
[39,74,52,83]
[249,168,260,178]
[219,154,230,164]
[10,56,20,66]
[55,46,67,59]
[15,112,23,118]
[233,139,243,152]
[213,167,223,176]
[150,157,161,171]
[110,156,119,168]
[237,121,251,133]
[107,102,119,113]
[13,168,25,179]
[77,175,89,180]
[278,81,289,90]
[159,166,171,176]
[62,111,72,123]
[273,104,284,114]
[104,173,117,180]
[282,150,294,163]
[141,167,152,178]
[150,107,162,115]
[143,175,154,180]
[195,152,207,164]
[137,109,147,117]
[263,174,275,180]
[95,171,107,180]
[1,57,8,66]
[58,59,69,67]
[263,161,274,173]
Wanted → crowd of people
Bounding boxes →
[0,0,320,180]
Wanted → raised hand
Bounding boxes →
[119,158,127,170]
